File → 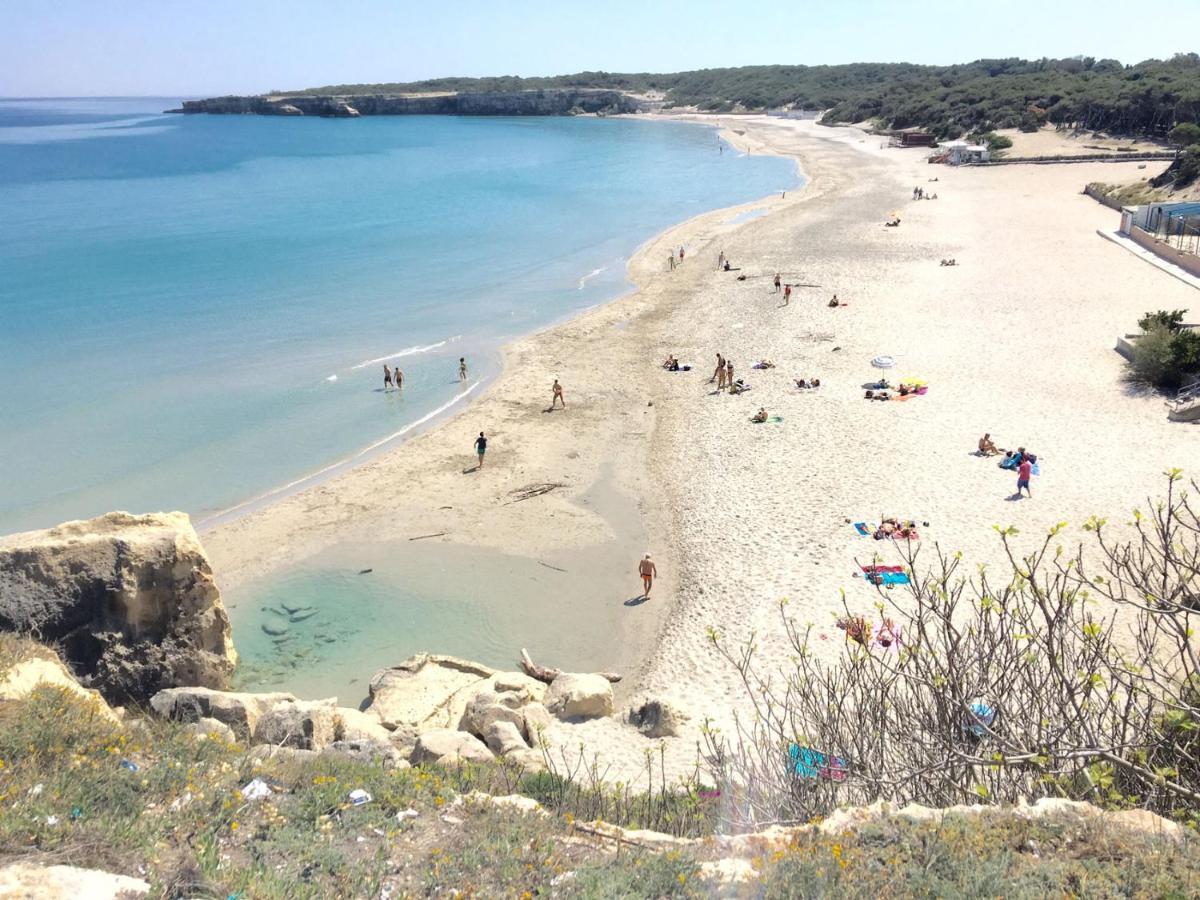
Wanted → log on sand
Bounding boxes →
[519,648,621,685]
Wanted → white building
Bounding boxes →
[940,140,991,165]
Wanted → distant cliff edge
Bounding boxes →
[167,89,649,118]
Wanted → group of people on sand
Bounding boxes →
[977,435,1037,498]
[667,245,686,271]
[912,186,939,200]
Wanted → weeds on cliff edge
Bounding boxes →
[704,474,1200,830]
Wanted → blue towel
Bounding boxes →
[788,743,848,780]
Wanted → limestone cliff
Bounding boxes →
[0,512,236,704]
[168,89,644,118]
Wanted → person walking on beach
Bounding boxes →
[1016,456,1033,499]
[725,359,734,391]
[474,431,487,469]
[678,246,685,263]
[459,357,468,382]
[394,367,403,390]
[383,364,393,390]
[668,252,676,271]
[711,353,726,387]
[638,554,657,598]
[551,379,565,409]
[783,284,792,305]
[773,272,781,293]
[718,251,726,270]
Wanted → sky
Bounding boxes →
[2,0,1197,97]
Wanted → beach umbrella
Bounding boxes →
[870,355,896,387]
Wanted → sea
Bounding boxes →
[0,97,799,536]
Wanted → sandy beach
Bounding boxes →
[205,116,1197,780]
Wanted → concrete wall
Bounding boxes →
[1127,225,1200,278]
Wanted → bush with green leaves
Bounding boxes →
[1129,310,1200,388]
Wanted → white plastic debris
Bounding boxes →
[240,778,273,801]
[396,808,419,821]
[29,784,44,797]
[45,815,59,826]
[348,789,372,806]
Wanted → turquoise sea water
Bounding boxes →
[0,98,798,535]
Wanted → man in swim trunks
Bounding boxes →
[774,273,781,293]
[1017,457,1032,498]
[638,554,657,598]
[383,364,392,389]
[551,379,565,409]
[474,431,487,469]
[459,358,468,382]
[711,353,725,388]
[394,367,403,390]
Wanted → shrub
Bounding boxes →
[1129,310,1200,388]
[704,475,1200,830]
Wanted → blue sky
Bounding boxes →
[2,0,1196,97]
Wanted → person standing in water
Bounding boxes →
[459,357,468,382]
[393,367,403,390]
[551,379,565,409]
[383,364,393,390]
[638,554,657,598]
[474,431,487,469]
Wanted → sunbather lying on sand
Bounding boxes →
[795,378,822,389]
[729,379,750,394]
[864,389,890,401]
[978,433,999,455]
[752,360,776,369]
[940,258,957,266]
[751,408,768,423]
[661,355,678,370]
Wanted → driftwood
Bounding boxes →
[408,532,447,541]
[505,482,564,505]
[538,561,568,573]
[519,648,622,685]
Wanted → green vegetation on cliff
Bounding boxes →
[293,53,1200,138]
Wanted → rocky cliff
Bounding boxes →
[0,512,236,704]
[169,89,644,118]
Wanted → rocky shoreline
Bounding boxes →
[168,88,646,117]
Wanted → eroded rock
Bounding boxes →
[410,728,495,765]
[483,720,529,756]
[544,673,613,720]
[627,698,688,738]
[0,512,237,703]
[0,862,149,898]
[150,686,297,739]
[0,643,118,723]
[365,654,495,731]
[252,699,339,750]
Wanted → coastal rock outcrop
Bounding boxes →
[172,89,644,118]
[0,863,149,898]
[0,640,120,723]
[150,686,297,739]
[0,512,237,704]
[365,653,496,732]
[627,697,689,738]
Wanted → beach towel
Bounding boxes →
[853,522,871,536]
[999,457,1041,475]
[788,744,848,782]
[862,564,905,573]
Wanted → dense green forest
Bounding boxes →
[293,54,1200,139]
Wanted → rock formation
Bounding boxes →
[0,639,119,723]
[0,512,237,704]
[169,89,644,118]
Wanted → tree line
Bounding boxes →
[292,54,1200,139]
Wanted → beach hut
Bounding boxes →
[941,141,991,165]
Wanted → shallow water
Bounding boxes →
[0,98,799,535]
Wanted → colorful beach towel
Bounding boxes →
[788,744,848,782]
[853,522,872,536]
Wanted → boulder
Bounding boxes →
[252,699,339,750]
[336,706,392,744]
[0,642,119,723]
[627,698,689,738]
[521,703,553,744]
[249,744,317,763]
[365,654,494,732]
[504,747,547,773]
[184,717,236,743]
[0,862,149,898]
[483,720,529,756]
[544,673,613,720]
[0,512,237,703]
[321,739,409,768]
[150,686,297,739]
[489,671,548,702]
[410,729,495,765]
[460,689,529,738]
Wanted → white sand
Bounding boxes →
[206,116,1198,781]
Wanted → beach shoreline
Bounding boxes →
[206,114,1197,781]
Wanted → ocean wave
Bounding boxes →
[197,380,482,527]
[578,267,605,290]
[349,338,457,370]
